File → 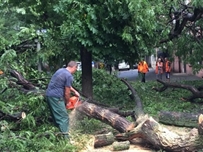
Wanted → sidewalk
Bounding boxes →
[146,68,202,82]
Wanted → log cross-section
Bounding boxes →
[198,114,203,135]
[0,110,26,121]
[94,132,115,148]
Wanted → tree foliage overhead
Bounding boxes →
[5,0,160,66]
[2,0,162,97]
[157,0,203,72]
[50,0,160,64]
[2,0,203,72]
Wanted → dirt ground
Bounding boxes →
[79,136,155,152]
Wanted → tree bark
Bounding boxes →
[76,101,203,151]
[10,69,36,90]
[115,115,203,152]
[158,111,199,128]
[121,78,144,117]
[112,141,130,151]
[160,6,203,43]
[80,47,93,98]
[94,132,115,148]
[153,79,203,102]
[9,70,45,95]
[76,101,135,133]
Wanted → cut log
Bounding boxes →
[115,115,203,152]
[158,111,199,128]
[0,111,26,121]
[76,101,135,133]
[112,141,130,151]
[94,132,114,148]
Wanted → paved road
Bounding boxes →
[117,68,202,82]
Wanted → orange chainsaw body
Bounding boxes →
[66,96,81,110]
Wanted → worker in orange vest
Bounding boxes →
[164,57,171,82]
[137,61,142,81]
[0,70,3,75]
[155,58,163,80]
[139,59,149,83]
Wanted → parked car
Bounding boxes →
[118,61,130,71]
[133,63,138,69]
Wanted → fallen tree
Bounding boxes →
[6,70,203,151]
[0,110,26,121]
[115,115,203,152]
[158,111,200,128]
[152,79,203,102]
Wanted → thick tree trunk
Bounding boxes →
[158,111,199,128]
[76,101,135,133]
[80,47,93,98]
[115,116,203,152]
[76,101,203,152]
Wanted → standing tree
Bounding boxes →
[5,0,161,97]
[46,0,160,97]
[157,0,203,72]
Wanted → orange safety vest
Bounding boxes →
[0,70,3,75]
[165,60,171,72]
[155,61,163,74]
[141,61,149,73]
[137,62,142,72]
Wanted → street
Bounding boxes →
[117,68,156,81]
[116,68,202,82]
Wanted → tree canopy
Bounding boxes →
[157,0,203,72]
[4,0,161,65]
[2,0,162,96]
[0,0,203,94]
[0,0,202,71]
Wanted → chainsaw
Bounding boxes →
[66,96,82,110]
